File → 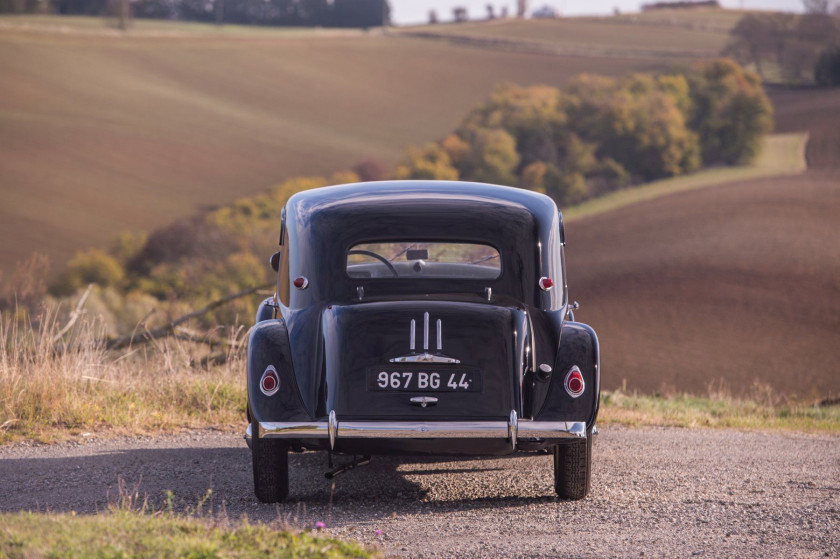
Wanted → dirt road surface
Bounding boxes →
[1,426,837,558]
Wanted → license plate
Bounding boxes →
[367,367,481,392]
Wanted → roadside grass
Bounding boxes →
[599,386,840,434]
[0,511,377,559]
[564,132,808,222]
[0,308,246,445]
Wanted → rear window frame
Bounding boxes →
[344,239,505,282]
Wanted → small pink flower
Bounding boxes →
[375,530,383,536]
[315,521,326,530]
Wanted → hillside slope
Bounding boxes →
[0,18,684,272]
[566,170,839,398]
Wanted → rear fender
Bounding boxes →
[247,319,311,423]
[255,297,277,323]
[534,322,600,428]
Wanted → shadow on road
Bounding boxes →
[0,444,559,524]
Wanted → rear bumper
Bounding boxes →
[246,410,586,451]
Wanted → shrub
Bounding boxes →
[815,46,840,85]
[53,249,125,296]
[393,143,459,181]
[685,59,773,165]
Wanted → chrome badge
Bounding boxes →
[390,312,460,364]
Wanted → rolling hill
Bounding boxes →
[0,15,708,273]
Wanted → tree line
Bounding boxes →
[394,59,772,206]
[724,3,840,85]
[1,0,391,28]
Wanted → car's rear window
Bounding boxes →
[346,242,501,280]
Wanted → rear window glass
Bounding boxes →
[347,242,501,280]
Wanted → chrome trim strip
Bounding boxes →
[328,410,338,450]
[410,396,438,407]
[255,420,585,441]
[509,409,518,450]
[518,420,586,439]
[338,420,509,439]
[258,421,329,438]
[423,312,429,351]
[436,319,442,352]
[409,319,416,352]
[390,352,460,364]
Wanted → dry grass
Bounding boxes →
[0,306,246,444]
[599,383,840,433]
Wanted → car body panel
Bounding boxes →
[247,180,599,456]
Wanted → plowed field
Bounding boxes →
[566,88,840,399]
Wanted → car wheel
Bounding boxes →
[251,422,289,503]
[553,433,591,500]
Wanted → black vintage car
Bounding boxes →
[245,181,600,502]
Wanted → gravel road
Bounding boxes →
[1,426,837,558]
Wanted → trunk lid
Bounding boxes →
[323,300,522,420]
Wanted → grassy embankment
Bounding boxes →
[0,511,376,558]
[600,387,840,433]
[564,132,808,221]
[0,309,247,445]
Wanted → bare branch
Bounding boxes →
[52,283,94,343]
[106,283,271,350]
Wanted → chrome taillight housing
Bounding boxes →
[564,366,585,398]
[260,365,280,396]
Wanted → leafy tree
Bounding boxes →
[54,249,125,296]
[457,84,565,170]
[352,159,388,182]
[563,74,700,180]
[815,46,840,85]
[685,59,773,165]
[724,11,839,83]
[449,127,520,185]
[110,231,148,266]
[393,143,459,181]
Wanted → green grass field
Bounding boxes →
[0,13,724,273]
[564,132,808,222]
[0,511,377,558]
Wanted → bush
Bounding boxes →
[685,59,773,165]
[53,249,125,296]
[393,143,459,181]
[815,47,840,86]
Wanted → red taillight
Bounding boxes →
[539,277,554,291]
[565,366,585,398]
[293,276,309,290]
[260,366,280,396]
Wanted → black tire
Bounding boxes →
[553,433,592,500]
[251,423,289,503]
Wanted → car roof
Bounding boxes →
[285,181,558,245]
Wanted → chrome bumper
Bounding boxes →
[246,410,586,450]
